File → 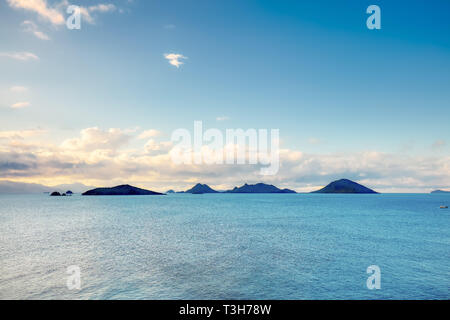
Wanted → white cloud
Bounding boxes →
[138,129,161,139]
[21,20,50,40]
[144,139,173,154]
[10,86,28,93]
[11,102,31,108]
[89,4,116,13]
[164,53,187,68]
[61,127,131,152]
[7,0,65,25]
[0,52,39,61]
[216,116,230,121]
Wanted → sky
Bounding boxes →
[0,0,449,192]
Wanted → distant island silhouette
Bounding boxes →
[50,179,382,196]
[226,183,296,194]
[311,179,378,194]
[82,185,164,196]
[431,190,450,194]
[50,191,72,196]
[185,183,219,194]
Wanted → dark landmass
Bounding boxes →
[185,183,219,194]
[311,179,378,194]
[66,190,73,195]
[226,183,296,194]
[50,192,61,196]
[166,189,175,194]
[431,190,450,194]
[82,185,164,196]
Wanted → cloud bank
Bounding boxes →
[0,127,448,193]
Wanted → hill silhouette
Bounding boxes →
[311,179,377,194]
[185,183,218,194]
[82,185,164,196]
[226,183,296,194]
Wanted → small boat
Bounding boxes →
[440,206,448,209]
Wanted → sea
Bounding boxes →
[0,193,448,300]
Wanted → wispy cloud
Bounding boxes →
[8,0,119,26]
[89,4,116,13]
[164,53,187,68]
[0,52,39,61]
[11,102,31,109]
[7,0,65,25]
[79,3,117,24]
[21,20,50,40]
[216,116,230,121]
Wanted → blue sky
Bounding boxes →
[0,0,449,192]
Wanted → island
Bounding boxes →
[226,183,296,194]
[50,191,62,196]
[185,183,218,194]
[311,179,378,194]
[82,184,164,196]
[431,190,450,194]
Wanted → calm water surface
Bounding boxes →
[0,193,449,299]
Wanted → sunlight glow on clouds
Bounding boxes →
[61,127,131,152]
[0,129,45,139]
[0,127,448,193]
[138,129,161,139]
[10,102,31,109]
[164,53,187,68]
[7,0,65,25]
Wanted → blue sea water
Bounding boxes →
[0,193,448,300]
